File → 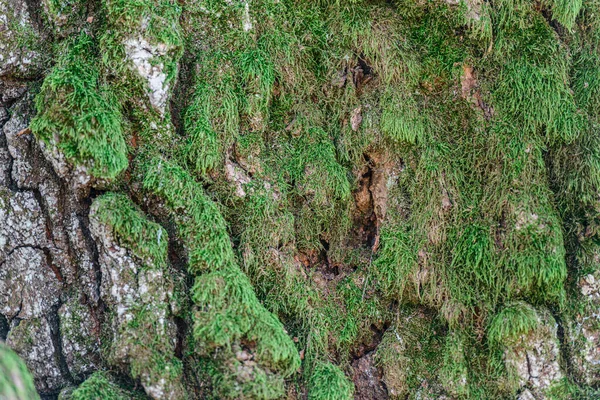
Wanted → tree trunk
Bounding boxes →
[1,0,600,399]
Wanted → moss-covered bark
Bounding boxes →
[1,0,600,399]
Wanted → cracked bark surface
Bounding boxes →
[0,94,99,397]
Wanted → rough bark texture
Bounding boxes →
[1,0,600,399]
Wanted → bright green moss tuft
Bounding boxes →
[93,193,168,266]
[184,52,240,175]
[447,224,501,313]
[494,59,583,143]
[0,343,39,400]
[488,302,540,346]
[380,91,425,145]
[288,127,351,251]
[440,332,469,398]
[308,362,354,400]
[373,226,418,301]
[545,0,583,30]
[69,372,145,400]
[573,46,600,118]
[142,158,237,276]
[30,33,128,179]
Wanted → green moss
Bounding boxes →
[494,59,583,143]
[93,193,168,266]
[380,91,424,145]
[142,157,300,398]
[373,225,418,301]
[184,51,239,175]
[439,332,469,397]
[308,362,354,400]
[70,372,145,400]
[125,306,184,392]
[488,302,540,347]
[545,0,583,30]
[573,45,600,118]
[98,0,183,135]
[92,193,185,397]
[375,309,447,397]
[448,224,499,312]
[101,0,183,82]
[232,186,385,398]
[0,343,39,400]
[30,33,128,179]
[493,10,583,144]
[23,0,600,396]
[547,378,600,400]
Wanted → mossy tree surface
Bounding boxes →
[2,0,600,398]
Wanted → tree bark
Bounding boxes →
[1,0,600,399]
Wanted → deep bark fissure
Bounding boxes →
[0,314,9,341]
[46,302,75,387]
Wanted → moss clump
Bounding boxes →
[487,302,540,347]
[546,378,600,400]
[545,0,583,30]
[234,189,366,394]
[287,127,351,252]
[69,372,145,400]
[308,361,354,400]
[143,158,300,398]
[0,343,39,400]
[30,33,128,179]
[91,193,185,398]
[375,308,447,398]
[93,193,168,266]
[439,332,469,398]
[183,51,239,176]
[380,91,424,145]
[493,6,583,144]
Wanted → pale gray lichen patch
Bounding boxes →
[2,97,81,284]
[0,247,61,320]
[4,102,35,187]
[37,138,93,192]
[0,189,48,263]
[124,37,173,114]
[0,107,11,187]
[518,388,536,400]
[64,213,100,304]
